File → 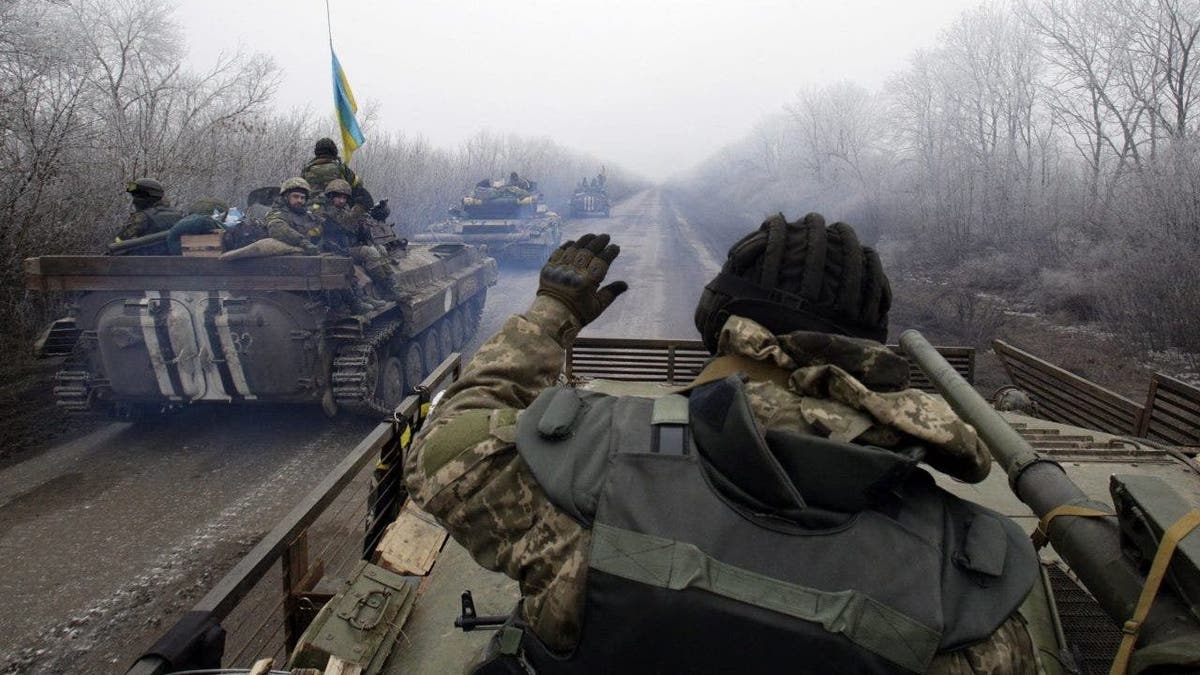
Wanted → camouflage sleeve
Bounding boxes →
[927,614,1038,675]
[115,211,148,241]
[405,295,590,652]
[265,210,306,247]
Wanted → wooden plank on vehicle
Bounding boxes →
[1141,373,1200,447]
[324,656,363,675]
[180,233,223,257]
[993,339,1144,435]
[375,501,448,576]
[27,254,352,277]
[26,274,351,292]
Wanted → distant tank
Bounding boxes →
[26,203,498,419]
[569,173,610,217]
[414,174,562,266]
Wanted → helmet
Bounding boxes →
[694,213,891,353]
[314,137,338,157]
[279,177,311,196]
[992,386,1038,415]
[126,178,165,200]
[324,179,352,197]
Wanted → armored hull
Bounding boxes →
[26,243,498,418]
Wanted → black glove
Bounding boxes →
[369,199,390,222]
[537,233,628,326]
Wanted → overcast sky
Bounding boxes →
[175,0,983,180]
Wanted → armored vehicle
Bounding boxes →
[414,176,562,265]
[27,230,497,418]
[569,177,610,218]
[130,335,1200,675]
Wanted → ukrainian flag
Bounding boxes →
[332,50,366,162]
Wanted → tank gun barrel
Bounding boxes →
[899,329,1200,669]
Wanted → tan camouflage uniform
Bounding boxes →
[406,301,1038,673]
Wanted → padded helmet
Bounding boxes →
[279,177,311,196]
[694,213,891,353]
[126,178,165,200]
[314,137,338,157]
[324,179,352,197]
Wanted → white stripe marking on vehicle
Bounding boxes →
[140,291,177,398]
[216,291,256,399]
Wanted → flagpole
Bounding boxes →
[325,0,333,48]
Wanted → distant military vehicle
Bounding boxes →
[26,210,497,418]
[414,174,561,266]
[131,334,1200,675]
[569,175,610,218]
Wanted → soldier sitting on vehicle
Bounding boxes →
[303,137,373,209]
[316,179,401,303]
[265,178,322,255]
[406,215,1040,674]
[111,178,184,254]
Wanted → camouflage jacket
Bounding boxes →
[302,157,360,194]
[115,202,184,241]
[406,303,1036,673]
[313,202,369,254]
[265,205,322,249]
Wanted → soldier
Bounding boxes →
[317,179,400,302]
[113,178,184,245]
[406,214,1041,674]
[265,177,322,255]
[302,137,372,208]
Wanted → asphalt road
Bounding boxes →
[0,187,723,674]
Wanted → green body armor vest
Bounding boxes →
[505,375,1037,674]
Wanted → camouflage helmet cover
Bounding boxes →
[279,177,312,196]
[324,179,352,197]
[126,178,165,200]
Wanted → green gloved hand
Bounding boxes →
[536,233,628,326]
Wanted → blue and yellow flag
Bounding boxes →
[332,50,366,162]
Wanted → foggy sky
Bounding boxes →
[176,0,983,180]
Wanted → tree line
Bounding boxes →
[670,0,1200,358]
[0,0,642,349]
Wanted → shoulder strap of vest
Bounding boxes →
[516,387,633,526]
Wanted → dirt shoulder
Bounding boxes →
[888,276,1165,403]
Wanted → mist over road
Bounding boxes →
[0,187,721,673]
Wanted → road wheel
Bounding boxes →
[449,308,468,351]
[466,291,486,336]
[437,318,454,361]
[401,341,423,393]
[422,325,442,374]
[376,355,406,410]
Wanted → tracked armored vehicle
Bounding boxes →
[27,233,497,418]
[569,189,610,218]
[569,177,610,218]
[414,176,562,266]
[130,333,1200,675]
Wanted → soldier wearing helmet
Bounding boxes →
[406,215,1040,674]
[113,178,184,246]
[264,177,322,255]
[302,138,373,208]
[316,178,401,301]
